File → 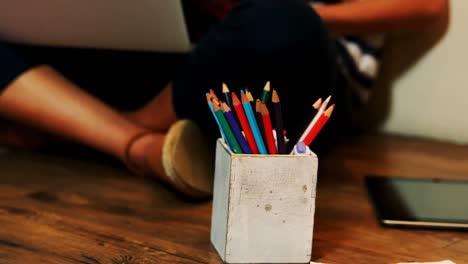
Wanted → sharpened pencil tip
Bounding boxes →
[319,95,332,111]
[232,92,241,105]
[324,104,335,116]
[312,98,322,109]
[260,102,269,115]
[255,99,262,112]
[240,91,249,104]
[263,81,271,92]
[222,83,229,93]
[221,102,231,112]
[212,101,221,111]
[246,90,254,102]
[272,89,280,103]
[212,97,220,106]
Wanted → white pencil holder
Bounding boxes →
[210,139,318,264]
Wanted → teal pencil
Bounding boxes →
[245,88,255,109]
[241,91,267,154]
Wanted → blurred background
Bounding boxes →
[364,0,467,144]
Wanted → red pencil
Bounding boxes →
[303,104,335,146]
[232,92,260,154]
[260,102,277,154]
[255,99,266,139]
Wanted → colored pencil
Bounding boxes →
[298,96,330,143]
[245,88,255,109]
[206,93,230,148]
[272,129,278,148]
[241,91,267,154]
[260,81,271,103]
[211,97,219,106]
[255,99,266,138]
[303,104,335,146]
[213,102,243,153]
[232,92,259,154]
[312,97,322,109]
[221,103,252,154]
[260,103,277,154]
[210,89,220,102]
[222,83,233,108]
[246,89,255,102]
[271,89,286,154]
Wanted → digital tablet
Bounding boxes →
[365,175,468,230]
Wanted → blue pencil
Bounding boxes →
[240,91,267,154]
[222,83,233,108]
[221,102,252,154]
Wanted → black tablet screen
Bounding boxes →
[365,175,468,227]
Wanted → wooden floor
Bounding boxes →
[1,134,468,264]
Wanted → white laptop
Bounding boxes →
[0,0,192,53]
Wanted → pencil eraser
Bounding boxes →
[295,142,307,154]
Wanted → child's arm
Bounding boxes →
[314,0,448,36]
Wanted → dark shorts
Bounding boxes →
[0,0,351,154]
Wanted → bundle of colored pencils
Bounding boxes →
[206,82,335,155]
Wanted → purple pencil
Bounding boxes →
[221,103,252,154]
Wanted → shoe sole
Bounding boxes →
[161,119,214,198]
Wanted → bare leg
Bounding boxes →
[0,65,167,180]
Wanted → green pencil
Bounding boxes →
[260,81,271,102]
[213,102,243,154]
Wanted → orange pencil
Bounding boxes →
[211,96,221,106]
[232,92,260,154]
[210,89,220,102]
[260,103,277,154]
[303,104,335,146]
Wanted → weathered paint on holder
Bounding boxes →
[210,139,318,263]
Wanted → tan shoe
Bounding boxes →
[161,119,214,197]
[124,119,214,198]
